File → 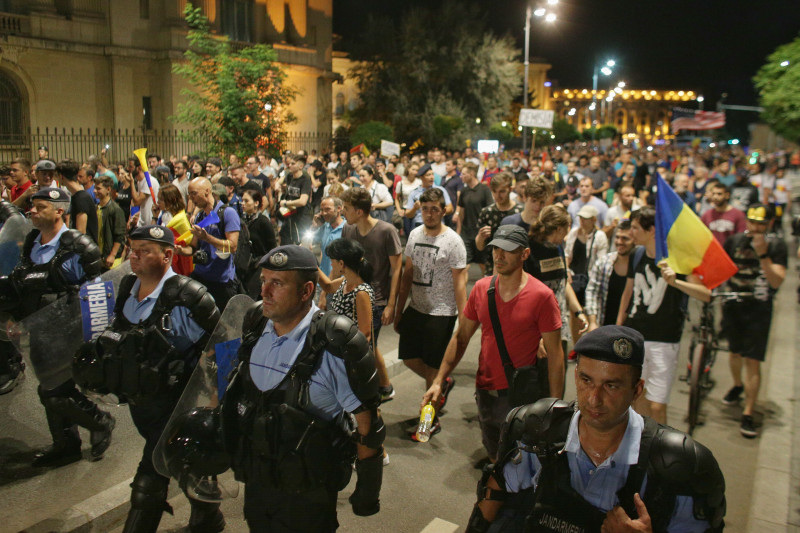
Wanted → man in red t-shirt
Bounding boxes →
[701,181,746,245]
[10,157,34,211]
[422,225,563,461]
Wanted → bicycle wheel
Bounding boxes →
[687,342,706,435]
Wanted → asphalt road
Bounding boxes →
[2,253,796,532]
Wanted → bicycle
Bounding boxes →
[682,291,753,435]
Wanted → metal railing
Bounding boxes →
[0,127,333,163]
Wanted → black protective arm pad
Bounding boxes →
[0,275,19,310]
[0,200,22,224]
[496,398,573,465]
[59,229,104,278]
[649,427,726,530]
[160,275,221,334]
[465,505,492,533]
[349,452,383,516]
[353,407,386,450]
[312,311,381,409]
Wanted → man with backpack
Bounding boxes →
[185,177,241,311]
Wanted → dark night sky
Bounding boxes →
[333,0,800,108]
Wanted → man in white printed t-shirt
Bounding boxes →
[394,187,467,440]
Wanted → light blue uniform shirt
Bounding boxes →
[249,304,362,421]
[30,224,84,284]
[192,202,240,283]
[314,221,343,276]
[405,185,452,225]
[122,268,206,353]
[503,408,709,532]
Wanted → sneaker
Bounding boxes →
[740,415,758,438]
[722,385,744,405]
[0,362,25,396]
[437,377,455,411]
[383,452,390,466]
[567,350,577,362]
[410,420,441,442]
[379,385,395,403]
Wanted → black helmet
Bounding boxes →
[163,407,231,501]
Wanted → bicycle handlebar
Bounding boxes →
[710,291,754,301]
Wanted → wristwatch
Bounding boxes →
[574,309,586,317]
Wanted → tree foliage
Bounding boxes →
[346,1,520,149]
[753,33,800,143]
[351,121,393,152]
[172,5,297,158]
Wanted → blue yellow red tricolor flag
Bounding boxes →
[349,143,370,157]
[655,175,737,289]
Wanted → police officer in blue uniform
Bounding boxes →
[0,199,28,393]
[72,225,221,532]
[222,245,385,532]
[3,188,115,467]
[467,325,726,533]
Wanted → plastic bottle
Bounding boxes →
[416,402,436,442]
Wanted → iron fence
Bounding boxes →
[0,127,333,164]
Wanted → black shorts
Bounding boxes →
[463,237,485,265]
[721,301,772,361]
[397,307,457,369]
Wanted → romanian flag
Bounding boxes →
[349,143,370,157]
[655,175,737,289]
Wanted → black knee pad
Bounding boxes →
[130,472,171,513]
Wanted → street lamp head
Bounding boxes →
[533,7,546,16]
[547,0,558,5]
[780,60,790,67]
[475,117,481,124]
[544,12,557,22]
[697,95,705,102]
[264,103,273,111]
[601,67,613,76]
[606,60,616,67]
[617,81,625,88]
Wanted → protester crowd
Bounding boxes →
[0,139,796,532]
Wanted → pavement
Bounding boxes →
[3,242,800,532]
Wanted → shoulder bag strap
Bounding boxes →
[616,416,658,519]
[487,275,516,387]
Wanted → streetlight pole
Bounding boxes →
[522,6,531,151]
[591,59,614,142]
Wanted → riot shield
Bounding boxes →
[0,214,31,276]
[152,293,254,502]
[7,261,132,390]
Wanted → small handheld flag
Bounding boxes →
[655,175,737,289]
[133,148,157,203]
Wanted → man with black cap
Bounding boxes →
[219,244,385,531]
[72,224,221,532]
[720,204,787,438]
[3,187,115,465]
[466,325,727,533]
[422,225,563,462]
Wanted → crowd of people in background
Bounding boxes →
[1,140,796,443]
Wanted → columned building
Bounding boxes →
[0,0,334,155]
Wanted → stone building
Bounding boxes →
[0,0,334,158]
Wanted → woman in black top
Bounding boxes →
[524,205,587,358]
[241,189,277,298]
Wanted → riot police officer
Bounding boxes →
[4,188,115,467]
[0,199,27,393]
[224,245,385,531]
[467,325,726,533]
[72,225,221,532]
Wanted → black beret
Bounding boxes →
[573,325,645,367]
[129,225,175,246]
[259,245,318,271]
[417,163,433,177]
[32,187,70,202]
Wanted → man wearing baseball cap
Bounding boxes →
[215,244,386,530]
[720,203,787,437]
[467,325,726,533]
[423,225,563,463]
[72,224,223,531]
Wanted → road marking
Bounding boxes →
[420,517,459,533]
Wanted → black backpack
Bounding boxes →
[217,205,253,279]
